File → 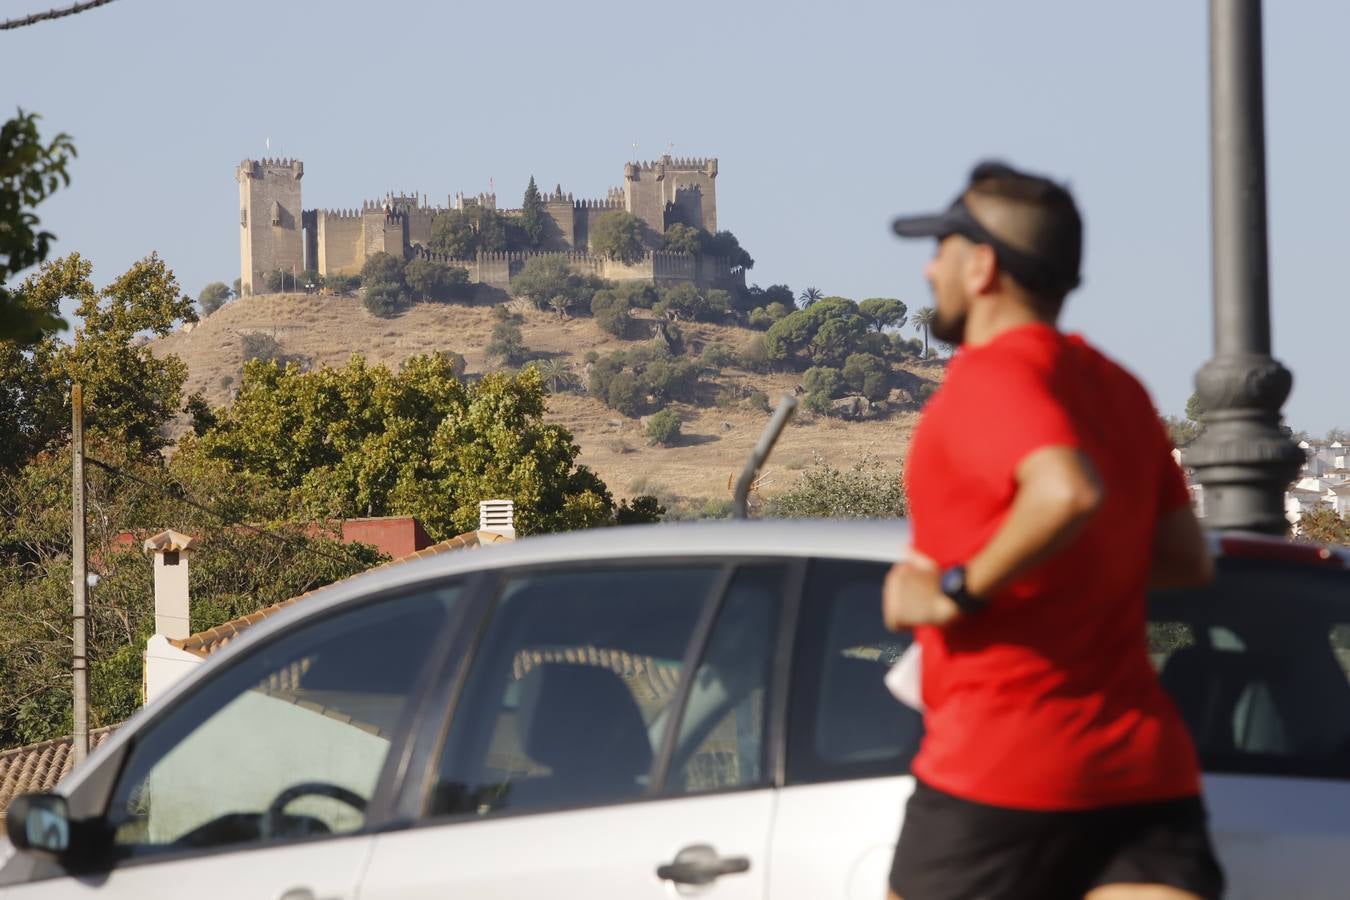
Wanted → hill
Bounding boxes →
[152,293,940,515]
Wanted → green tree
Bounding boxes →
[590,289,632,336]
[405,258,469,302]
[1185,392,1208,423]
[430,209,478,258]
[1163,415,1204,449]
[528,358,580,393]
[606,371,643,417]
[189,357,615,538]
[704,230,754,269]
[324,273,361,296]
[198,281,231,317]
[912,306,936,357]
[231,277,242,298]
[511,255,606,311]
[843,352,891,402]
[45,253,195,456]
[487,310,526,364]
[520,176,546,248]
[645,408,682,446]
[615,495,665,525]
[1,110,76,342]
[765,296,873,369]
[0,446,384,747]
[802,365,844,414]
[361,252,406,292]
[766,454,908,519]
[859,297,908,333]
[798,286,823,308]
[663,223,706,255]
[655,283,727,322]
[590,210,646,264]
[364,281,403,317]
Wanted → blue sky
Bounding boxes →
[3,0,1344,432]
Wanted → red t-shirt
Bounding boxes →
[905,323,1201,810]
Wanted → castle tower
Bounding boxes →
[623,155,718,238]
[237,158,304,295]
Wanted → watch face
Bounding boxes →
[940,566,966,597]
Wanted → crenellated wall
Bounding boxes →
[316,208,364,275]
[249,155,725,294]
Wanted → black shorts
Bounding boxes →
[889,780,1225,900]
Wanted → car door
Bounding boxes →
[357,561,788,900]
[0,581,464,900]
[767,559,923,900]
[1149,557,1350,900]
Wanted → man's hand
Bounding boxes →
[883,551,961,631]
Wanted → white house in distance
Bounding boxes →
[1176,440,1349,531]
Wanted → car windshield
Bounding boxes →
[1149,556,1350,780]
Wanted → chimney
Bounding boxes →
[142,529,198,640]
[478,499,515,539]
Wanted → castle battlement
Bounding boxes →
[239,154,722,296]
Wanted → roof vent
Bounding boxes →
[479,499,515,539]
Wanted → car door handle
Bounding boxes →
[657,843,751,885]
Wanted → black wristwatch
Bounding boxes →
[940,565,987,614]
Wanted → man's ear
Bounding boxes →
[964,243,999,295]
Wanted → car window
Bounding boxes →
[428,564,720,817]
[1150,558,1350,779]
[786,559,922,785]
[105,583,461,858]
[666,565,784,793]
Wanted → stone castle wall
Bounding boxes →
[240,155,723,296]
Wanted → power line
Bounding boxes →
[1,0,119,31]
[84,456,373,569]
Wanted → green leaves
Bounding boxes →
[590,210,645,264]
[190,356,614,539]
[1,110,76,343]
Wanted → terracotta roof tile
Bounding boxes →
[0,726,118,824]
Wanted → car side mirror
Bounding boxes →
[5,794,72,859]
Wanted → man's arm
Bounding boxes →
[1149,504,1213,589]
[883,445,1102,630]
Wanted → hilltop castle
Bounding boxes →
[236,155,743,296]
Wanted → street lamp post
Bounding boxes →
[1186,0,1304,533]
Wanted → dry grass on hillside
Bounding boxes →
[154,292,943,511]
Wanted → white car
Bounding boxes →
[2,520,1348,899]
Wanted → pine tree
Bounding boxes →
[521,175,546,248]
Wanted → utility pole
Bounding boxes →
[71,384,89,763]
[1186,0,1304,532]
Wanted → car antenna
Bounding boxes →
[733,394,797,519]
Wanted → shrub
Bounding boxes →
[324,273,361,296]
[606,371,643,417]
[590,289,633,337]
[738,334,770,372]
[405,259,470,302]
[241,332,284,363]
[843,352,891,402]
[655,283,725,322]
[364,281,403,317]
[746,390,771,413]
[701,497,735,519]
[584,350,600,364]
[646,409,682,446]
[700,342,735,369]
[198,282,231,316]
[487,318,526,364]
[615,495,666,525]
[360,252,406,293]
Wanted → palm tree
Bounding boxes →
[547,295,572,320]
[912,306,936,358]
[798,286,823,308]
[531,358,579,393]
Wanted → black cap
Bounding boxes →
[892,161,1082,294]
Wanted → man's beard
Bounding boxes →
[930,306,966,345]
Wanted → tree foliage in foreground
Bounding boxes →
[188,356,617,538]
[1,110,76,342]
